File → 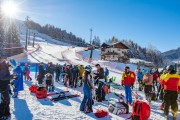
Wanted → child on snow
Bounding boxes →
[11,65,24,98]
[45,73,54,92]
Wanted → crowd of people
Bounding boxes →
[0,54,180,119]
[122,65,180,119]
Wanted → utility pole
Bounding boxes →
[33,32,37,47]
[25,16,29,51]
[90,28,92,45]
[89,28,93,63]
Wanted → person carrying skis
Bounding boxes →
[0,56,11,119]
[142,70,153,102]
[38,62,45,84]
[80,66,94,113]
[160,65,180,120]
[121,66,135,105]
[104,67,109,82]
[153,68,159,91]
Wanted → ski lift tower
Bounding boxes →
[89,28,93,63]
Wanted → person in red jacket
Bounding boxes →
[160,65,180,120]
[121,66,135,105]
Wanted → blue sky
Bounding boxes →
[15,0,180,52]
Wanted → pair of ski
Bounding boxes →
[47,91,79,101]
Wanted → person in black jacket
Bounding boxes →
[55,63,60,82]
[71,65,79,88]
[94,64,105,85]
[0,56,11,118]
[38,62,45,84]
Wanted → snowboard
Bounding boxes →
[47,91,69,96]
[51,94,80,101]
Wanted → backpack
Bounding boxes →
[94,109,109,118]
[29,85,38,93]
[95,81,106,102]
[151,92,157,101]
[132,100,150,120]
[36,87,47,99]
[108,102,129,115]
[103,84,110,94]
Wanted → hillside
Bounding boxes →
[162,47,180,63]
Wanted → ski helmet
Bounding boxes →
[166,65,174,72]
[85,66,91,72]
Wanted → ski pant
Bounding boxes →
[80,83,93,112]
[164,90,178,117]
[72,76,78,88]
[38,75,44,84]
[0,86,10,117]
[153,80,158,91]
[105,75,108,82]
[26,71,32,80]
[144,85,152,99]
[55,74,60,81]
[124,85,132,103]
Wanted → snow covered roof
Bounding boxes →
[101,42,128,49]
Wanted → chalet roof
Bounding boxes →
[101,42,128,49]
[106,42,128,49]
[101,43,110,48]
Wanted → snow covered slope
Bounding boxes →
[10,24,180,119]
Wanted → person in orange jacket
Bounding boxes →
[160,65,180,120]
[121,66,135,104]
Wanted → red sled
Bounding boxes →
[36,87,47,99]
[29,85,38,93]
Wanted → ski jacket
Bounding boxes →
[79,67,85,77]
[153,71,159,80]
[105,69,109,76]
[39,65,45,77]
[0,60,11,90]
[143,74,153,85]
[0,60,11,81]
[83,74,93,89]
[158,73,166,89]
[13,65,24,92]
[160,73,180,91]
[46,65,54,75]
[137,72,143,81]
[94,68,105,79]
[121,72,135,86]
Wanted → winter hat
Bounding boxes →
[85,66,91,72]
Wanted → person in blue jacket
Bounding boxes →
[137,69,143,83]
[104,67,109,82]
[12,64,24,98]
[80,66,93,113]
